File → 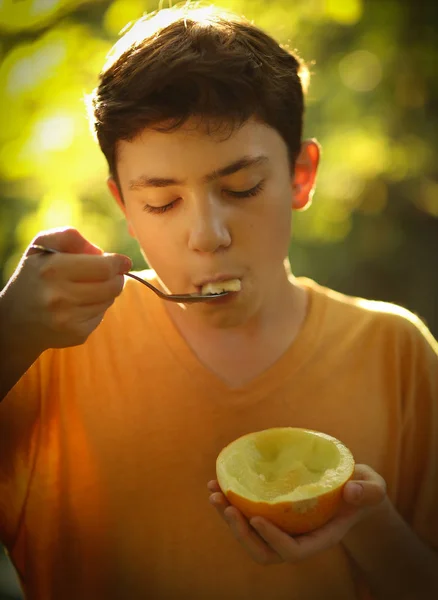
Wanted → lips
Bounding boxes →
[201,279,242,295]
[194,275,242,296]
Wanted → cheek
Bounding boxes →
[247,208,291,269]
[268,187,293,235]
[129,220,182,276]
[246,196,292,244]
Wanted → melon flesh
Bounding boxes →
[217,428,354,503]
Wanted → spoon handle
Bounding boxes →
[28,245,227,303]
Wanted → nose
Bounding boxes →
[187,195,231,253]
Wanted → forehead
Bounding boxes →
[116,116,287,177]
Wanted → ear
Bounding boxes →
[107,177,136,237]
[291,139,320,211]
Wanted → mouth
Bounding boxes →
[196,277,242,296]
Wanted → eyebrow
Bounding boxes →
[128,155,269,191]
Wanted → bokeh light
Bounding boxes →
[1,1,437,594]
[0,0,437,316]
[339,50,382,92]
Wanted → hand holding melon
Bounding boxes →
[209,428,387,565]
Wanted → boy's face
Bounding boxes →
[109,117,318,328]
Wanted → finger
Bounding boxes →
[73,300,115,323]
[344,465,387,507]
[344,479,386,507]
[249,517,305,561]
[209,491,230,513]
[222,507,283,565]
[352,463,384,483]
[66,302,114,341]
[39,252,132,283]
[66,276,125,306]
[31,227,103,255]
[209,494,282,564]
[251,502,361,562]
[75,298,115,319]
[290,509,359,555]
[47,300,115,339]
[207,480,221,493]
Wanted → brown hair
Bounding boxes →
[88,3,309,186]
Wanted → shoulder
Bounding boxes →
[300,277,437,366]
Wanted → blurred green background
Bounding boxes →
[0,0,437,597]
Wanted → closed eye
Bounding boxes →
[225,181,265,198]
[143,200,179,214]
[142,181,265,214]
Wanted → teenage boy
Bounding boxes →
[0,5,437,599]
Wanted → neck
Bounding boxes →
[162,263,309,387]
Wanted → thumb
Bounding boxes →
[103,252,133,275]
[343,464,387,507]
[343,479,387,508]
[77,238,103,256]
[32,227,103,256]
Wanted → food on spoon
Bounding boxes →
[201,279,242,295]
[216,427,355,535]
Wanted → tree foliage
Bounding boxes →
[0,0,437,334]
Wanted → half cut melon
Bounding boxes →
[216,427,355,535]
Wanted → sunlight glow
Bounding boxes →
[104,0,145,36]
[30,0,60,17]
[6,41,66,95]
[325,0,363,25]
[39,189,81,230]
[103,4,241,72]
[30,114,75,153]
[339,50,382,92]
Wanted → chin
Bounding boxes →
[190,297,256,329]
[210,313,248,329]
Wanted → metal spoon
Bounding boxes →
[29,244,229,304]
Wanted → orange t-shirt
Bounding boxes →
[1,274,437,599]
